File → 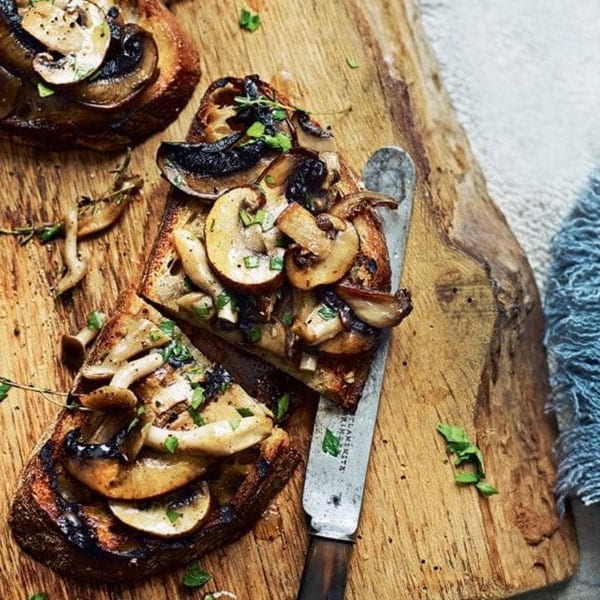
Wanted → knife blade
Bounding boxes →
[296,146,416,600]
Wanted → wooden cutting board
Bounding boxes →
[0,0,578,598]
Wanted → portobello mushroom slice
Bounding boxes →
[156,75,294,199]
[0,63,21,119]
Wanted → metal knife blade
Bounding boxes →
[297,146,416,600]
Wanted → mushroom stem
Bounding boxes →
[55,205,88,296]
[173,228,238,323]
[110,352,165,389]
[60,312,105,368]
[144,415,273,457]
[299,352,318,372]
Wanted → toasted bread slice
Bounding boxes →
[140,75,412,409]
[0,0,200,150]
[9,291,300,582]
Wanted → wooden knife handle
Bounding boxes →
[297,536,353,600]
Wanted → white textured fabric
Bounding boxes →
[416,1,600,598]
[417,0,600,296]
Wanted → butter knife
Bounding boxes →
[297,146,416,600]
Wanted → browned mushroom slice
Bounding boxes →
[204,186,285,294]
[328,190,398,220]
[318,329,378,355]
[0,64,21,119]
[65,24,159,110]
[335,284,412,328]
[65,448,212,500]
[156,74,294,199]
[79,386,138,412]
[279,206,360,290]
[20,0,111,86]
[108,480,212,538]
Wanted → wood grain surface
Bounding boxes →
[0,0,578,599]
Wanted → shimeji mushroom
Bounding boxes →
[61,311,106,368]
[80,318,171,379]
[20,0,111,86]
[79,351,165,411]
[172,228,238,323]
[55,205,88,296]
[108,481,212,538]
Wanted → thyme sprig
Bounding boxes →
[0,375,86,410]
[233,95,352,119]
[0,149,141,246]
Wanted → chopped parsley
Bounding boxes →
[247,327,261,344]
[86,310,105,330]
[126,406,146,433]
[237,407,254,417]
[37,81,55,97]
[346,56,359,69]
[322,428,341,457]
[182,562,212,588]
[243,255,259,269]
[275,393,289,421]
[318,305,337,321]
[269,255,284,271]
[229,416,242,431]
[28,594,48,600]
[158,319,176,337]
[164,434,179,454]
[191,387,205,410]
[239,8,261,32]
[216,292,233,310]
[281,311,293,327]
[0,382,11,402]
[246,120,292,152]
[166,507,182,524]
[193,304,211,318]
[437,423,498,496]
[264,174,277,185]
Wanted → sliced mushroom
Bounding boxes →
[291,302,345,346]
[175,291,216,323]
[172,228,238,323]
[282,209,360,290]
[0,63,21,119]
[204,187,285,294]
[21,0,111,86]
[276,202,332,259]
[65,24,158,109]
[328,190,398,220]
[144,414,273,457]
[65,448,212,499]
[318,329,378,356]
[335,284,412,328]
[108,480,212,538]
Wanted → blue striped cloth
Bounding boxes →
[545,169,600,515]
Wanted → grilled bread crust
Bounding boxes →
[0,0,200,151]
[8,291,301,582]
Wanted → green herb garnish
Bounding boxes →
[243,255,259,269]
[229,416,242,431]
[182,562,212,588]
[28,593,48,600]
[264,174,277,185]
[127,406,146,433]
[166,507,182,523]
[86,310,105,330]
[281,311,293,327]
[158,319,176,337]
[191,387,205,410]
[318,305,337,320]
[164,435,179,454]
[275,393,289,421]
[239,8,261,32]
[247,327,261,344]
[216,292,232,310]
[237,407,254,417]
[437,423,497,496]
[345,56,359,69]
[269,255,284,271]
[246,120,293,153]
[0,382,11,402]
[322,428,341,457]
[37,81,55,97]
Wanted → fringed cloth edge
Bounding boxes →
[545,169,600,515]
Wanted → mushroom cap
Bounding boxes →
[79,385,138,412]
[21,0,111,86]
[60,334,87,369]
